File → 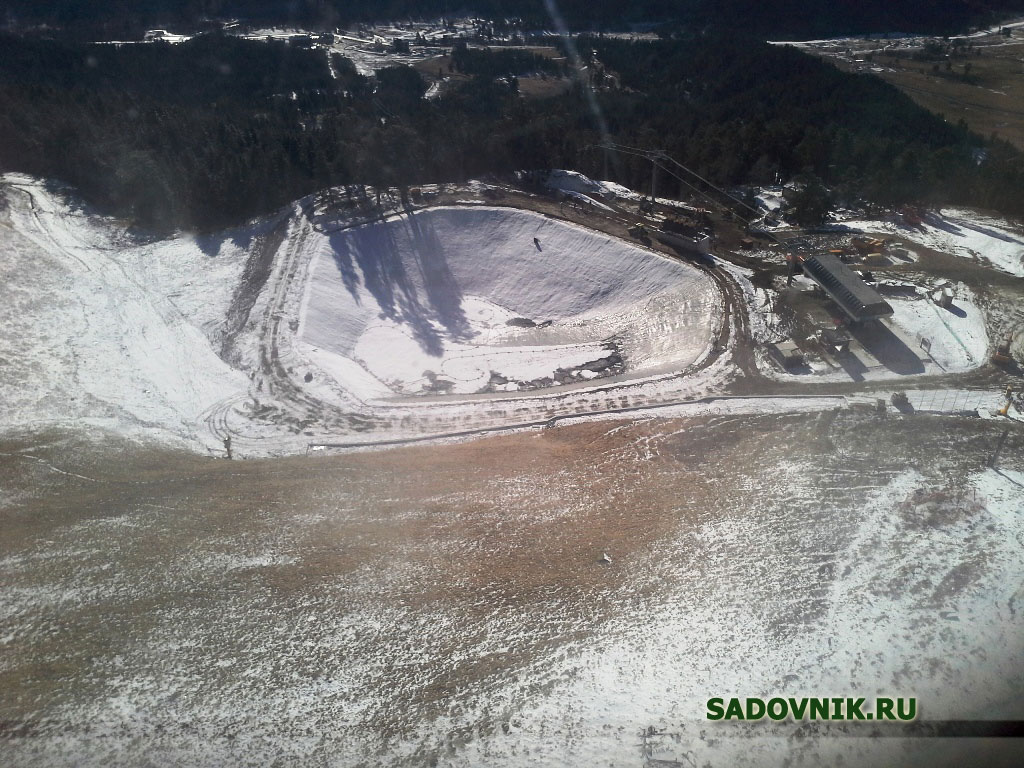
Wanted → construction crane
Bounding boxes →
[589,141,790,265]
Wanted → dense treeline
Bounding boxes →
[1,32,1022,231]
[576,35,1024,215]
[0,34,370,227]
[0,33,530,229]
[1,33,347,104]
[4,1,1024,39]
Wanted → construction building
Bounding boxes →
[802,253,894,322]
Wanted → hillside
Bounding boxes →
[788,22,1024,151]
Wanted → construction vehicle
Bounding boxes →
[850,236,888,255]
[998,386,1013,417]
[817,328,851,356]
[991,331,1016,367]
[775,339,805,369]
[901,205,924,226]
[628,223,648,238]
[628,223,651,245]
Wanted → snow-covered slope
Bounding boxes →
[0,179,725,454]
[298,207,719,398]
[0,175,250,450]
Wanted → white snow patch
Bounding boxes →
[543,169,706,212]
[755,186,786,213]
[298,206,719,399]
[0,175,250,449]
[195,552,298,572]
[890,286,989,371]
[544,169,617,202]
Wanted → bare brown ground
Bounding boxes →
[0,416,783,706]
[2,411,1022,765]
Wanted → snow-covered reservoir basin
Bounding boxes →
[299,207,720,397]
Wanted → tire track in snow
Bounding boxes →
[207,200,769,455]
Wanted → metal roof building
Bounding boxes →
[802,253,893,321]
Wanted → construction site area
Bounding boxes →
[2,162,1023,767]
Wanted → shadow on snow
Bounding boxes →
[327,211,472,357]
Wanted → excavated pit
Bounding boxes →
[298,206,721,398]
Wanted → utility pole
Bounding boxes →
[650,151,659,208]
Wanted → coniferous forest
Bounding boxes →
[1,29,1023,231]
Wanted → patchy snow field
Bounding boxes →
[450,463,1024,768]
[2,413,1020,767]
[298,207,719,398]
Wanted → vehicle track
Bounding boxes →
[209,199,742,451]
[205,193,1020,455]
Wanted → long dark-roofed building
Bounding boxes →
[802,253,893,322]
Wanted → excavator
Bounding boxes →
[991,330,1017,368]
